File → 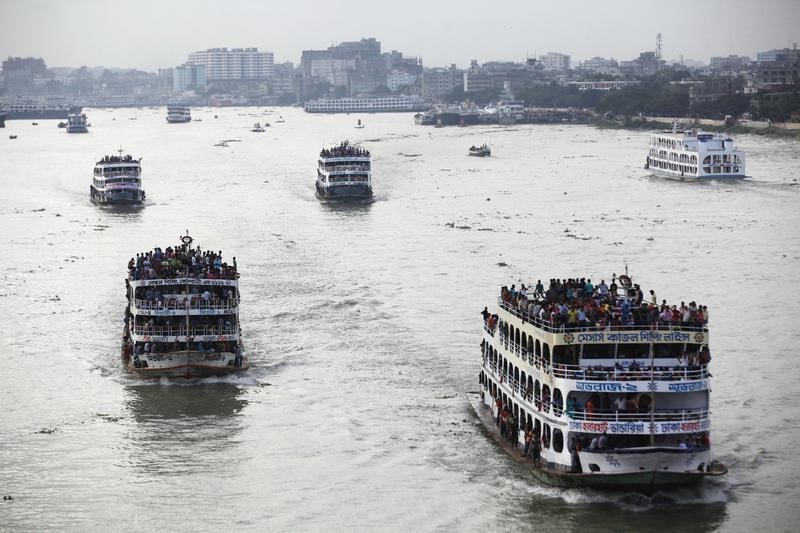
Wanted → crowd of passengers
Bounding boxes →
[320,141,370,158]
[495,276,709,330]
[99,154,137,163]
[129,314,237,334]
[127,242,237,281]
[132,340,238,354]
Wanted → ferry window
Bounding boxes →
[654,343,681,358]
[534,380,541,410]
[617,343,649,359]
[553,388,563,416]
[543,424,551,449]
[552,429,564,453]
[542,385,551,413]
[582,343,613,359]
[543,344,550,363]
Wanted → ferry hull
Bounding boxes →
[649,168,745,181]
[466,392,726,493]
[124,349,249,379]
[316,184,373,202]
[91,187,145,205]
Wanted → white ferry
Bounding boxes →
[304,95,428,114]
[166,105,191,123]
[316,141,373,201]
[66,112,88,133]
[121,233,249,378]
[90,150,145,204]
[469,271,727,492]
[645,128,746,180]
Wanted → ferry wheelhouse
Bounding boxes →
[315,141,372,201]
[472,272,726,491]
[645,129,746,180]
[166,105,191,123]
[90,150,145,204]
[121,233,248,378]
[66,112,88,133]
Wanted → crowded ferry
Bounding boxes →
[166,105,191,123]
[90,150,145,204]
[468,144,491,157]
[121,232,249,378]
[469,269,726,491]
[315,140,373,201]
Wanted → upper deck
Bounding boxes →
[127,235,238,287]
[649,131,740,154]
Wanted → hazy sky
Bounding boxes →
[1,0,798,70]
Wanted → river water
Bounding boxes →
[1,108,799,531]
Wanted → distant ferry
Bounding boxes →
[470,270,727,492]
[316,141,372,201]
[90,150,145,204]
[0,102,72,120]
[122,232,248,378]
[66,112,88,133]
[645,128,746,180]
[166,105,191,123]
[304,95,428,113]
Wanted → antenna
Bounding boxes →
[656,33,663,61]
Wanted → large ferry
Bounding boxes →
[470,271,726,492]
[166,105,191,123]
[66,112,88,133]
[315,141,373,201]
[304,95,428,113]
[645,128,746,180]
[90,150,145,204]
[121,233,248,378]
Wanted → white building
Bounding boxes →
[173,64,206,93]
[539,52,571,72]
[387,69,417,91]
[187,48,274,80]
[308,58,355,87]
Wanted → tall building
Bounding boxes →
[709,55,751,72]
[422,65,462,99]
[576,57,620,76]
[539,52,571,72]
[187,48,274,81]
[173,64,207,93]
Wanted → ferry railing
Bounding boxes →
[497,299,708,333]
[133,298,237,311]
[494,335,707,381]
[568,407,709,423]
[133,325,238,337]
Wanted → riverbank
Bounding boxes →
[592,116,800,138]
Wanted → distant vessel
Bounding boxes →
[471,270,726,492]
[121,232,248,378]
[469,144,491,157]
[57,121,67,128]
[304,95,428,113]
[90,149,145,204]
[355,119,364,129]
[9,134,17,139]
[0,102,72,119]
[414,111,435,125]
[66,112,89,133]
[166,105,191,123]
[0,112,6,127]
[275,116,285,123]
[251,122,265,132]
[316,141,373,201]
[645,128,746,180]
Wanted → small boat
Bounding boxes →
[251,122,265,132]
[57,121,67,128]
[468,144,491,157]
[355,119,365,129]
[193,118,203,122]
[31,121,39,126]
[9,134,18,139]
[275,116,285,123]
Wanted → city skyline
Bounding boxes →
[1,0,799,71]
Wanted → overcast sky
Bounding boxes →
[1,0,798,70]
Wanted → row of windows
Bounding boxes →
[94,177,141,186]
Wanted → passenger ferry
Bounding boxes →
[121,232,249,378]
[66,112,88,133]
[90,149,145,204]
[315,141,373,201]
[645,127,746,180]
[166,105,191,123]
[469,270,727,491]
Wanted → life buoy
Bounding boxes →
[619,274,632,288]
[181,235,193,245]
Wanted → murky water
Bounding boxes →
[1,108,799,531]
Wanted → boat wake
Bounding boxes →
[555,481,731,510]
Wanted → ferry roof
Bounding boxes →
[128,235,238,284]
[496,276,708,335]
[96,154,140,165]
[320,141,370,158]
